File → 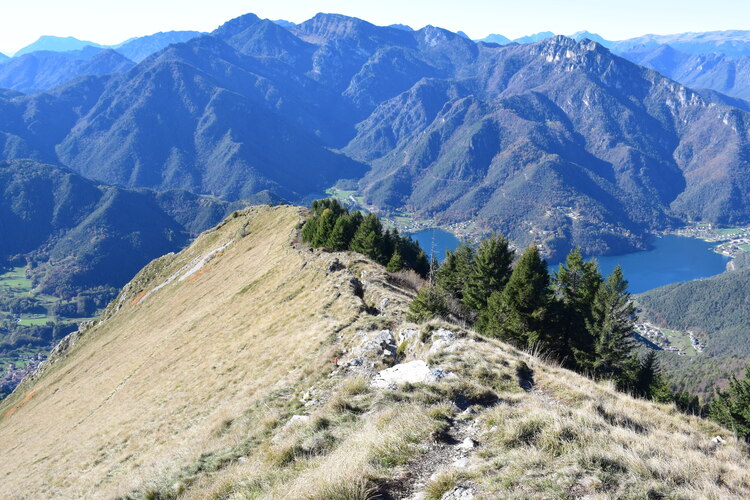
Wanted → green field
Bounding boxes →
[740,244,750,252]
[0,267,33,294]
[717,228,744,236]
[17,315,53,326]
[325,187,366,208]
[662,329,698,357]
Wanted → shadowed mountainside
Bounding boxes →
[0,159,247,293]
[637,266,750,397]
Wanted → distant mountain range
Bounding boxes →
[8,31,203,61]
[14,35,102,57]
[1,14,750,260]
[111,31,204,62]
[0,47,134,94]
[618,44,750,101]
[0,32,204,95]
[478,30,750,58]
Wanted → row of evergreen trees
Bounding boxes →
[300,202,701,415]
[410,237,697,408]
[301,199,430,277]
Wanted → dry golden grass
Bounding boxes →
[0,206,406,498]
[1,206,749,499]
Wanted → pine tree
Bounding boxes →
[386,249,405,272]
[478,246,552,348]
[710,365,750,441]
[436,244,474,299]
[408,285,449,322]
[349,213,384,263]
[462,235,514,314]
[301,216,319,243]
[553,248,603,367]
[585,266,637,381]
[313,209,336,247]
[328,214,355,250]
[413,249,430,278]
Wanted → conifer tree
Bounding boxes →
[328,214,355,250]
[478,246,552,348]
[413,249,430,278]
[553,248,603,367]
[313,209,336,247]
[349,213,384,263]
[386,249,405,272]
[408,285,449,322]
[585,266,636,380]
[710,365,750,441]
[462,235,514,314]
[436,244,474,299]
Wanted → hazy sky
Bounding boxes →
[1,0,749,55]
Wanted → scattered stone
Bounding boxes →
[379,297,390,310]
[452,457,470,468]
[372,360,453,389]
[712,435,726,444]
[429,328,457,354]
[457,437,475,450]
[357,330,397,361]
[442,486,475,500]
[399,328,419,344]
[345,357,364,367]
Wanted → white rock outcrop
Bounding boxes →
[372,360,453,389]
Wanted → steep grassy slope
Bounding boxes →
[1,206,748,499]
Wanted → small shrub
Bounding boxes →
[306,478,377,500]
[342,376,370,396]
[425,471,458,500]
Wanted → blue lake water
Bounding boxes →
[580,235,730,294]
[410,229,730,294]
[410,229,463,263]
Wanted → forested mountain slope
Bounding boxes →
[0,47,134,94]
[0,159,244,293]
[637,266,750,395]
[0,14,749,258]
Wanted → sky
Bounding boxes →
[1,0,749,55]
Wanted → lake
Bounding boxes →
[583,235,730,294]
[410,229,462,263]
[410,229,730,294]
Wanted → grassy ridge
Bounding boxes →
[0,206,748,498]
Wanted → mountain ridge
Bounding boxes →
[1,205,748,498]
[0,14,749,259]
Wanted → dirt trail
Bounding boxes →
[383,408,478,499]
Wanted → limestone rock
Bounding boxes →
[372,360,453,389]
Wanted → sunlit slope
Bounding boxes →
[1,205,749,499]
[0,205,407,497]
